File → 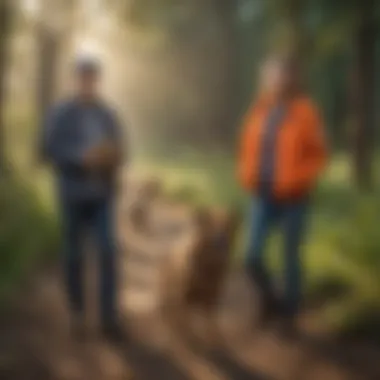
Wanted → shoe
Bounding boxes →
[70,315,87,342]
[276,315,299,341]
[258,293,282,328]
[246,265,280,328]
[101,322,129,345]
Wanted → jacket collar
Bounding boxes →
[256,91,305,110]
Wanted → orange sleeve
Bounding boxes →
[297,102,329,188]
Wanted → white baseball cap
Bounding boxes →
[74,54,101,75]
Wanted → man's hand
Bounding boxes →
[83,141,121,172]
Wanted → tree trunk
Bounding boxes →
[213,0,241,146]
[36,26,60,122]
[0,0,11,176]
[285,0,304,61]
[351,0,377,190]
[35,25,60,160]
[270,0,305,63]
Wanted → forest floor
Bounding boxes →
[1,229,380,380]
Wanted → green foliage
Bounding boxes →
[121,0,209,47]
[331,194,380,281]
[0,174,58,299]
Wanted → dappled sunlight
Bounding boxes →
[1,1,380,379]
[323,155,351,185]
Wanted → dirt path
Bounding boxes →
[1,261,379,380]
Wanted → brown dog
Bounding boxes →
[160,206,240,346]
[186,207,239,310]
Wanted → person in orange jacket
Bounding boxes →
[237,55,328,332]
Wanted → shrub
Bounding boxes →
[0,174,58,298]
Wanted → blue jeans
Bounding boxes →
[60,197,118,325]
[245,196,309,316]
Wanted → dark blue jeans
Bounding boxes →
[245,196,309,316]
[60,197,117,325]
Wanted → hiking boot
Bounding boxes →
[101,322,129,345]
[276,314,299,341]
[70,315,87,342]
[258,293,282,328]
[245,265,280,327]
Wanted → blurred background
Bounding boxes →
[1,0,380,378]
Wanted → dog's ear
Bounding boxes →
[218,209,241,231]
[192,206,214,232]
[138,177,163,201]
[205,208,236,231]
[129,203,147,230]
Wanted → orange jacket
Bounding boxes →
[237,95,328,199]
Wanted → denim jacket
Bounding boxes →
[42,98,126,202]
